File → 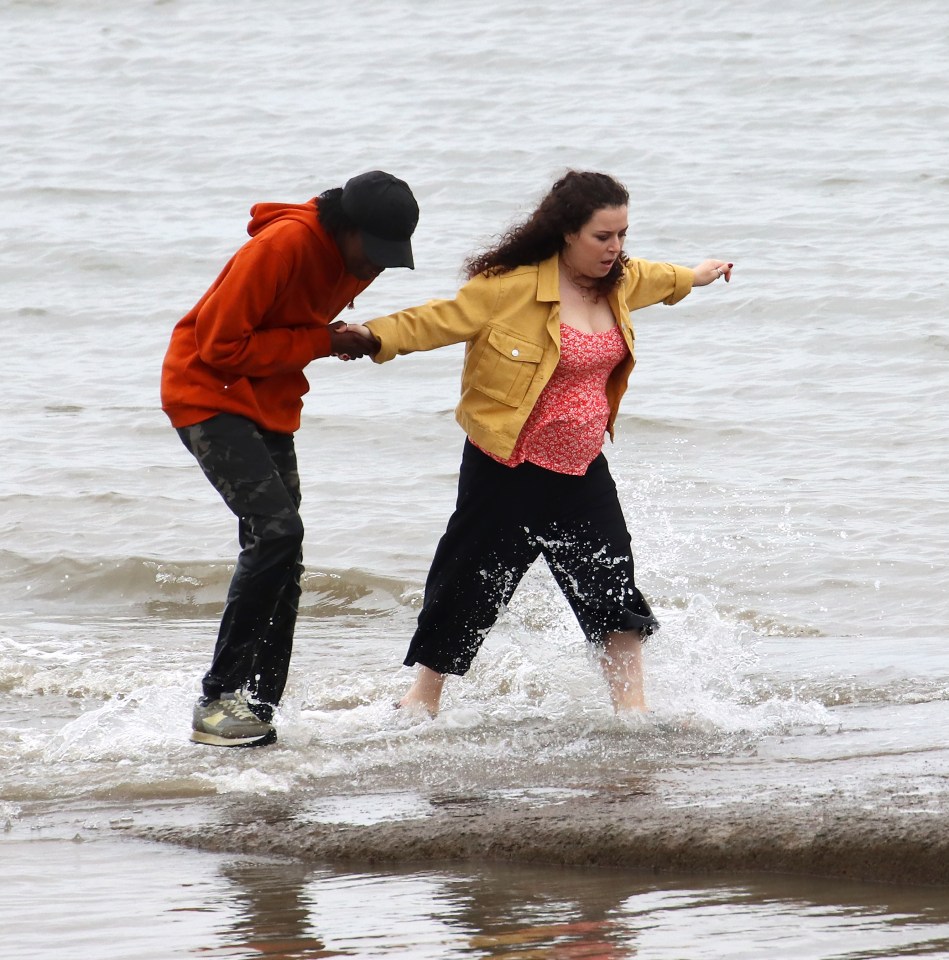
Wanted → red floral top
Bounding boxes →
[479,323,629,475]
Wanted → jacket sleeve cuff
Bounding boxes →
[365,319,395,363]
[664,265,694,305]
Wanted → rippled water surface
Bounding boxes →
[2,0,949,956]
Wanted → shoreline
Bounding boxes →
[133,787,949,888]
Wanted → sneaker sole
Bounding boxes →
[190,728,277,748]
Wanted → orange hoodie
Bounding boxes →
[160,199,372,434]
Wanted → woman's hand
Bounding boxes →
[327,321,381,360]
[692,260,734,286]
[344,323,380,350]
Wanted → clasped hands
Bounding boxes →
[327,321,380,361]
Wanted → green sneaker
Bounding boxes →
[190,691,277,747]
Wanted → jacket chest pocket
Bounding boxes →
[472,327,545,407]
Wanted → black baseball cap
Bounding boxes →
[341,170,419,269]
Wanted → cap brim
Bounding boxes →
[361,231,415,270]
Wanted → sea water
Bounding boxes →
[2,0,949,957]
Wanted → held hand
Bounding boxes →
[327,321,380,361]
[345,323,380,352]
[692,260,734,286]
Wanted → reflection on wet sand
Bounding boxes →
[8,829,949,959]
[210,856,646,958]
[212,859,333,959]
[205,852,949,960]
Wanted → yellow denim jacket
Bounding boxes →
[367,252,693,459]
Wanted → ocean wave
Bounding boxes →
[757,674,949,709]
[1,551,414,618]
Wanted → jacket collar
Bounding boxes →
[536,252,561,302]
[536,251,625,322]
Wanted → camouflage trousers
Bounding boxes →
[177,413,304,716]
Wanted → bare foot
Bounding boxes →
[394,699,437,719]
[397,665,446,717]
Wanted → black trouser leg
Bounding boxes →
[405,441,540,675]
[537,455,659,642]
[177,414,304,713]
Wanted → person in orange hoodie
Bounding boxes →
[161,170,418,748]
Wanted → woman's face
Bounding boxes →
[563,205,628,277]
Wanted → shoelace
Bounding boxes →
[226,693,261,722]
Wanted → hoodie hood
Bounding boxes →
[247,198,323,238]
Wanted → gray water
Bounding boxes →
[3,0,949,956]
[9,833,949,960]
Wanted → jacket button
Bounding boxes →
[511,349,519,357]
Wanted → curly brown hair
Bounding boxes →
[463,171,630,295]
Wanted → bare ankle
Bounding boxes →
[612,695,649,713]
[399,665,446,717]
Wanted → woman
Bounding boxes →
[349,171,732,716]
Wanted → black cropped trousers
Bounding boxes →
[404,440,659,676]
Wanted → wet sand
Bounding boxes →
[12,828,949,960]
[135,780,949,888]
